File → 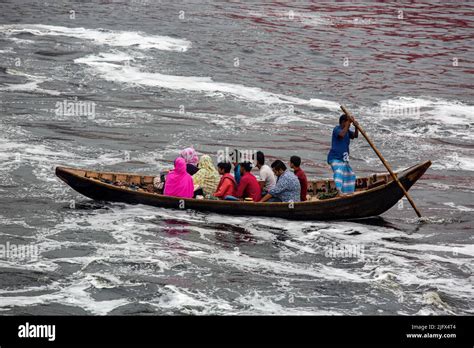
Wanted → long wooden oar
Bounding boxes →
[340,105,422,217]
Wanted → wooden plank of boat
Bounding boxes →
[55,160,431,221]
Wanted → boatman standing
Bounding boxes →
[327,114,359,195]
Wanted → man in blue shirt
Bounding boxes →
[260,160,301,202]
[327,114,359,195]
[231,149,241,185]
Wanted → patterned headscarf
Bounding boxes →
[180,147,199,166]
[192,155,220,195]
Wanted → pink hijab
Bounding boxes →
[164,157,194,198]
[180,147,199,166]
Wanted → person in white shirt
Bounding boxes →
[255,151,276,195]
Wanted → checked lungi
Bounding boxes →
[329,160,356,194]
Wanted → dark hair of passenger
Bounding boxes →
[339,114,348,125]
[240,161,253,172]
[217,162,231,173]
[256,151,265,165]
[290,156,301,167]
[271,160,286,171]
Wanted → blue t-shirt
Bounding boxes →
[234,164,241,185]
[327,126,354,163]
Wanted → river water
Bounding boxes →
[0,1,473,315]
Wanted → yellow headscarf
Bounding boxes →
[192,155,220,195]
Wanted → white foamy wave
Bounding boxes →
[0,24,191,52]
[443,202,474,212]
[75,54,339,109]
[151,285,235,314]
[0,279,128,315]
[0,134,77,176]
[0,47,14,53]
[234,291,340,315]
[9,37,35,44]
[75,51,136,64]
[0,80,60,96]
[431,153,474,172]
[0,69,60,96]
[378,96,474,126]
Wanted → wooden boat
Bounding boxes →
[55,160,431,221]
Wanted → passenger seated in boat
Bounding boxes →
[213,162,237,199]
[260,160,300,202]
[231,149,241,185]
[192,154,220,196]
[180,147,200,175]
[255,151,276,196]
[163,157,194,198]
[225,161,261,201]
[289,155,308,201]
[327,114,359,195]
